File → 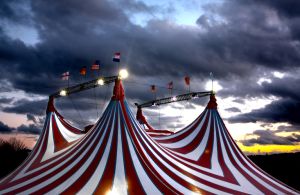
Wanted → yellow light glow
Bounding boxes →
[97,78,104,85]
[238,143,300,154]
[59,90,67,96]
[119,69,129,79]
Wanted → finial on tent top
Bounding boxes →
[46,96,55,113]
[207,93,218,109]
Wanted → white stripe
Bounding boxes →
[110,109,127,195]
[1,105,114,194]
[54,114,84,142]
[18,106,117,194]
[159,111,208,149]
[216,111,263,195]
[12,113,52,181]
[217,112,290,194]
[129,106,222,175]
[129,113,233,194]
[46,114,115,194]
[129,106,256,193]
[153,111,205,141]
[77,107,118,194]
[125,128,162,195]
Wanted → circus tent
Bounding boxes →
[0,79,298,194]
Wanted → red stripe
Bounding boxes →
[1,105,113,191]
[61,104,118,194]
[121,101,180,194]
[121,116,146,194]
[51,115,73,152]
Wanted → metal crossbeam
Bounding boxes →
[135,91,212,108]
[50,75,118,98]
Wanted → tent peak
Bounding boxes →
[46,96,55,113]
[207,94,218,109]
[111,78,125,101]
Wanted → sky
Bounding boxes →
[1,0,300,154]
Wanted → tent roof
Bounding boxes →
[0,79,298,194]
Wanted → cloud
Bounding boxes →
[0,0,300,137]
[228,98,300,125]
[16,124,41,134]
[3,99,47,116]
[26,113,37,123]
[225,107,241,113]
[241,129,295,146]
[0,121,15,132]
[0,97,13,104]
[0,120,41,134]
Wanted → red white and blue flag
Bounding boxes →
[113,52,120,62]
[91,60,100,70]
[61,71,69,80]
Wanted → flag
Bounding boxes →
[184,76,190,85]
[91,60,100,70]
[151,85,156,92]
[113,52,120,62]
[61,71,69,80]
[80,66,87,75]
[168,81,173,89]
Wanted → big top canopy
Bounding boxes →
[0,79,298,194]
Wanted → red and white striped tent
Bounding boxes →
[0,79,298,194]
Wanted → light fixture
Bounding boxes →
[172,96,177,101]
[119,69,129,79]
[97,78,104,85]
[60,89,67,96]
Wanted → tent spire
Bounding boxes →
[206,94,218,109]
[46,96,55,113]
[111,78,125,101]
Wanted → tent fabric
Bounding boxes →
[0,80,298,194]
[136,107,174,137]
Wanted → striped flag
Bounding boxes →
[113,52,120,62]
[61,71,69,80]
[91,60,100,70]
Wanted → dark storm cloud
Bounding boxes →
[0,120,41,134]
[0,97,13,104]
[256,0,300,18]
[229,98,300,125]
[241,130,294,146]
[0,0,32,24]
[228,76,300,125]
[276,125,300,133]
[0,121,15,132]
[3,99,47,116]
[17,124,41,134]
[26,113,37,123]
[1,0,299,97]
[225,107,241,113]
[1,0,300,138]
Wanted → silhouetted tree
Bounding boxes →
[0,138,30,179]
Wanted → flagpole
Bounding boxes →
[210,72,214,93]
[67,71,70,88]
